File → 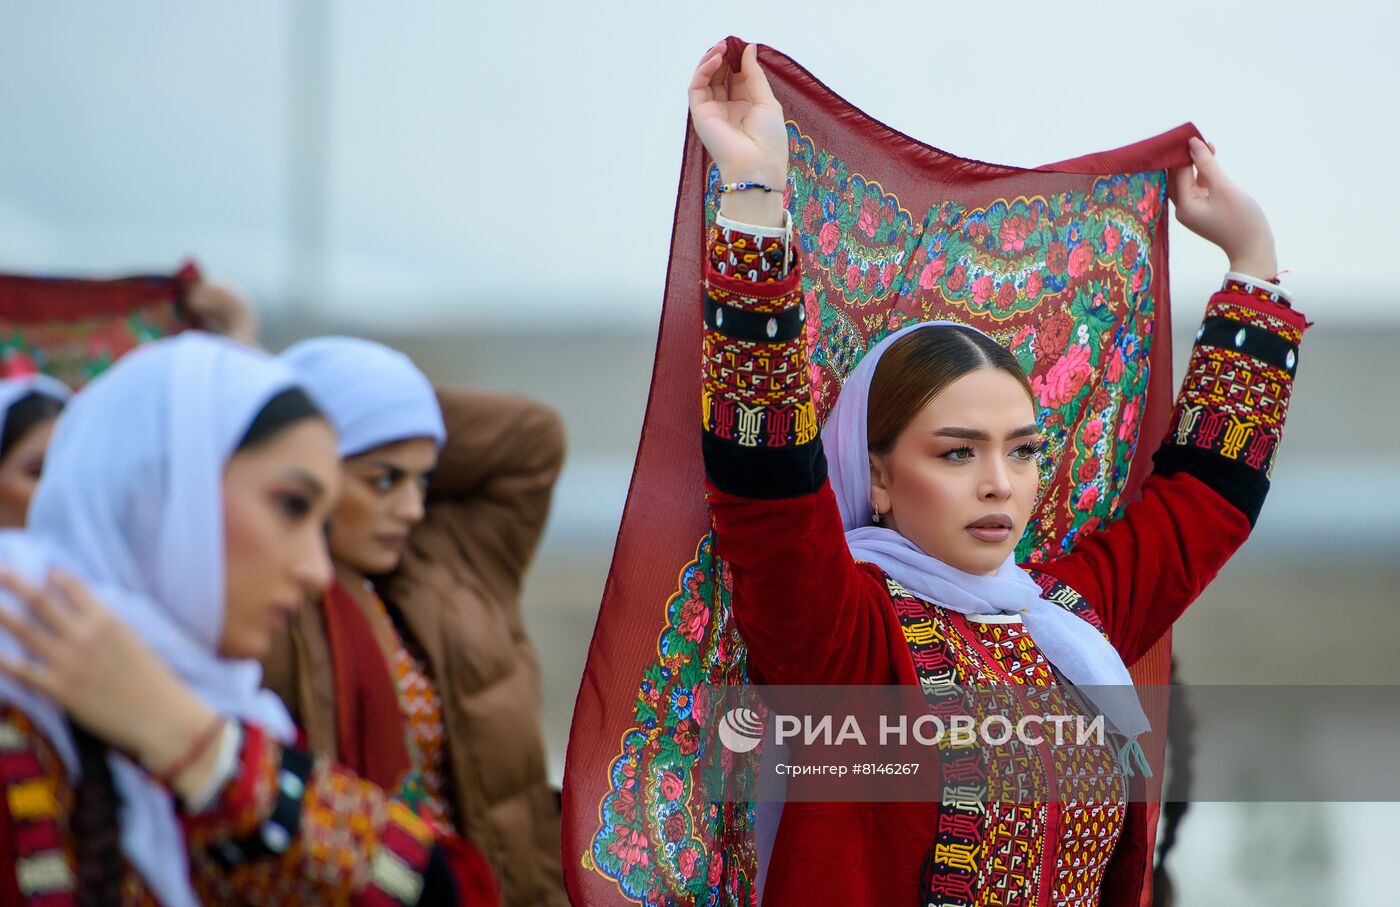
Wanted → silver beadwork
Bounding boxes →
[261,821,291,854]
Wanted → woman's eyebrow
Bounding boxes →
[931,424,1040,442]
[284,468,326,498]
[931,426,989,441]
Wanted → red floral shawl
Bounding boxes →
[564,36,1197,907]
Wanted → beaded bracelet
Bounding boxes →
[715,180,775,194]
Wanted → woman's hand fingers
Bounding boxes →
[1167,164,1195,206]
[47,570,99,618]
[1187,136,1227,191]
[708,48,730,104]
[688,43,726,108]
[735,43,778,108]
[0,571,66,663]
[0,652,57,699]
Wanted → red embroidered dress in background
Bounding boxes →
[370,594,456,835]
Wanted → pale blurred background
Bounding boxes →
[2,2,1396,903]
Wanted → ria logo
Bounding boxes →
[717,708,764,753]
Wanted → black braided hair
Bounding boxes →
[69,722,125,905]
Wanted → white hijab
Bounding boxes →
[822,321,1151,746]
[0,332,303,907]
[280,336,445,457]
[0,374,73,446]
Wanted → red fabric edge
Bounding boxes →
[321,579,413,792]
[0,259,201,323]
[722,36,1202,177]
[561,113,709,907]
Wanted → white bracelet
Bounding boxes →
[182,721,242,814]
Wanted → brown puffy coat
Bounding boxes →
[263,387,568,907]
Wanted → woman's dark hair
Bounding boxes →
[867,326,1034,455]
[0,391,65,462]
[236,387,325,452]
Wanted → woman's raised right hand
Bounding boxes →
[688,41,788,228]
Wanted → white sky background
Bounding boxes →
[0,0,1394,329]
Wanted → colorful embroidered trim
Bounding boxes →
[709,224,793,283]
[704,295,806,344]
[0,710,76,905]
[886,578,989,907]
[1025,571,1108,638]
[376,593,455,835]
[1162,292,1305,486]
[888,572,1127,907]
[1221,275,1288,309]
[702,226,816,456]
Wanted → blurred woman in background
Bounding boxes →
[0,375,71,527]
[268,336,567,907]
[0,333,476,905]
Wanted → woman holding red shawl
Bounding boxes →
[687,42,1309,906]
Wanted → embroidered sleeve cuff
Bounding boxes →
[182,722,280,838]
[1223,271,1293,306]
[1153,289,1311,525]
[702,218,823,497]
[709,213,797,284]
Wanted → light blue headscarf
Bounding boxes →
[280,336,445,457]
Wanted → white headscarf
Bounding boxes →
[822,321,1151,747]
[0,332,304,907]
[280,336,445,457]
[0,374,73,449]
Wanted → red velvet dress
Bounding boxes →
[700,220,1308,906]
